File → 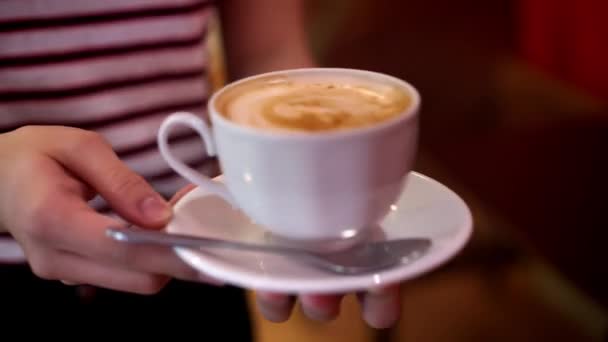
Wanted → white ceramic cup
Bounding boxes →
[157,68,420,244]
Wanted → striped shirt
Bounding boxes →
[1,0,218,261]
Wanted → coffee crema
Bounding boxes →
[215,73,411,133]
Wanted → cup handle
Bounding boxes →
[157,111,235,205]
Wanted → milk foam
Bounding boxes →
[217,73,411,133]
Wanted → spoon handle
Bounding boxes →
[106,226,306,256]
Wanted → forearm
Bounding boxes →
[217,0,317,81]
[227,44,317,80]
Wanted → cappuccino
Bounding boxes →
[215,72,412,133]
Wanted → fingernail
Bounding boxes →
[299,295,343,322]
[302,305,338,322]
[256,293,295,323]
[139,195,172,222]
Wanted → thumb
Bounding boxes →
[48,129,172,228]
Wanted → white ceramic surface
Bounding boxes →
[158,68,420,242]
[166,172,473,294]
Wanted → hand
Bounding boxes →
[0,126,213,294]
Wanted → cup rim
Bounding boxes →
[207,67,421,141]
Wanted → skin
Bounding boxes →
[0,0,401,330]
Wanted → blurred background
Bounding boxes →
[213,0,608,341]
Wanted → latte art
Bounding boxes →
[216,73,411,133]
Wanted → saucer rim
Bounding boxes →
[168,171,473,293]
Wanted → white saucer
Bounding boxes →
[167,171,473,294]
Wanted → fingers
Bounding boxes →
[298,288,402,329]
[25,183,210,284]
[256,287,401,328]
[44,127,172,228]
[52,200,203,283]
[299,294,344,321]
[29,249,170,295]
[255,292,344,323]
[23,181,219,288]
[255,292,296,322]
[358,285,401,329]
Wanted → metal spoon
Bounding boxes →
[106,226,431,275]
